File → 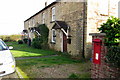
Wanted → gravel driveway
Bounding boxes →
[0,72,19,80]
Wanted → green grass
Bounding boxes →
[16,56,81,66]
[6,42,56,57]
[6,42,91,78]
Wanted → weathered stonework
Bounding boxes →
[24,0,120,58]
[24,2,86,57]
[85,0,120,58]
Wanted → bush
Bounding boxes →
[18,40,23,44]
[106,46,120,68]
[23,38,28,44]
[32,24,49,49]
[32,37,42,49]
[98,16,120,46]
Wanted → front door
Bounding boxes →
[63,32,67,52]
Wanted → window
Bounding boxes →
[42,12,45,24]
[0,40,8,51]
[99,0,108,15]
[28,21,31,27]
[32,18,35,27]
[52,29,56,43]
[52,7,55,21]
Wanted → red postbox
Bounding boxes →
[93,39,102,64]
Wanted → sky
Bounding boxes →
[0,0,55,35]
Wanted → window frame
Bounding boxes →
[32,18,35,27]
[42,12,45,24]
[28,21,31,27]
[51,7,56,21]
[52,29,56,43]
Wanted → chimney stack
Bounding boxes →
[45,2,47,7]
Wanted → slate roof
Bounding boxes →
[52,21,68,31]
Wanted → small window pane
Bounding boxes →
[42,12,45,24]
[52,29,56,42]
[52,7,55,21]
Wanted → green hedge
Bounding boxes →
[98,17,120,68]
[106,46,120,68]
[0,35,21,42]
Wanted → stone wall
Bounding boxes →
[90,33,120,78]
[85,0,120,58]
[24,2,87,57]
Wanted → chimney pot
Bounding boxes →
[45,2,47,7]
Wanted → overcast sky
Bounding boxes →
[0,0,55,35]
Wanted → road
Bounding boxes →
[0,72,19,80]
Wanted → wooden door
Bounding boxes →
[63,33,67,52]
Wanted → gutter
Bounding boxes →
[82,1,86,58]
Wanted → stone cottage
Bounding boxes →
[23,0,120,58]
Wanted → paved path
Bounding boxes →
[15,55,58,60]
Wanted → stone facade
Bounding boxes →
[24,2,87,57]
[24,0,120,58]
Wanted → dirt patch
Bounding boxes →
[29,63,91,78]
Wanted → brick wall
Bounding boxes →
[90,33,120,78]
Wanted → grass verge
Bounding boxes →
[6,42,56,57]
[16,67,29,78]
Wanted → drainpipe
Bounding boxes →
[82,1,86,58]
